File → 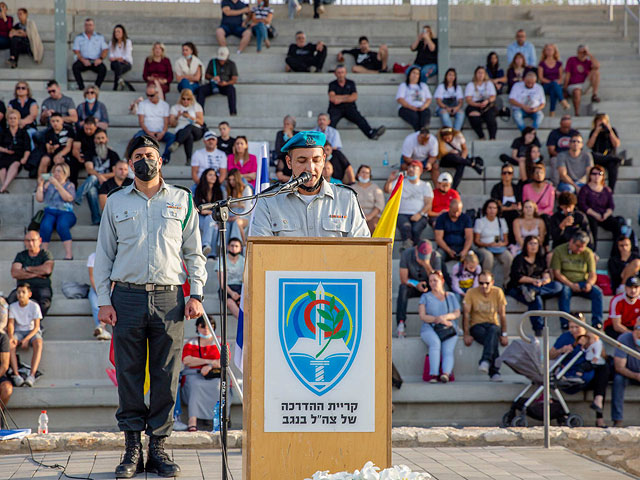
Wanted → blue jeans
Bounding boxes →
[558,282,603,328]
[252,23,268,51]
[611,373,640,421]
[420,322,458,376]
[75,174,101,225]
[436,107,465,131]
[470,322,501,377]
[543,81,564,112]
[512,107,544,131]
[557,181,584,194]
[198,213,219,255]
[88,287,101,328]
[133,129,176,162]
[508,281,564,332]
[177,78,200,94]
[412,63,437,83]
[397,213,429,245]
[40,207,77,242]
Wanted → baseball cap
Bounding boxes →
[626,276,640,288]
[417,240,432,260]
[438,172,453,184]
[203,130,217,141]
[217,46,230,61]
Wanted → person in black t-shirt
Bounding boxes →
[328,65,385,140]
[285,31,327,73]
[337,36,388,74]
[197,47,239,115]
[67,116,98,186]
[0,331,12,419]
[499,126,540,172]
[215,0,252,54]
[410,25,438,81]
[0,109,30,194]
[586,113,623,192]
[548,192,593,250]
[217,121,235,156]
[37,112,74,180]
[323,141,354,184]
[98,159,133,210]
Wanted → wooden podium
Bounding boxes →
[242,237,392,480]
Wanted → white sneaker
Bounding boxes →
[96,328,112,341]
[478,361,490,374]
[490,373,503,382]
[396,321,406,338]
[12,375,24,387]
[173,419,188,431]
[24,375,36,387]
[203,245,212,257]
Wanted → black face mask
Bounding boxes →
[133,157,159,181]
[228,251,240,257]
[299,174,324,193]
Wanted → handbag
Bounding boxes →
[487,218,507,254]
[28,209,44,231]
[432,294,457,342]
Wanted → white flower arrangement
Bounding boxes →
[306,461,431,480]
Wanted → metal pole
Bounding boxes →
[542,320,550,449]
[638,2,640,57]
[609,0,614,22]
[625,7,628,38]
[437,0,449,85]
[54,0,67,90]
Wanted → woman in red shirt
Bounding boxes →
[143,42,173,95]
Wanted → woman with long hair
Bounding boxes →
[174,41,203,94]
[522,162,555,217]
[586,112,622,192]
[143,41,173,96]
[512,200,547,253]
[490,163,521,244]
[499,126,540,180]
[195,168,224,258]
[351,164,385,234]
[578,164,621,250]
[486,51,506,94]
[108,24,134,91]
[396,66,432,131]
[225,168,253,244]
[506,52,531,91]
[227,136,257,189]
[464,66,497,140]
[473,198,513,285]
[169,88,205,164]
[537,43,569,116]
[434,68,464,131]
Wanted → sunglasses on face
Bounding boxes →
[16,86,26,90]
[86,91,96,95]
[590,171,604,176]
[479,281,491,286]
[502,171,514,175]
[47,89,56,94]
[147,93,156,97]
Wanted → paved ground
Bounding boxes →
[2,446,635,479]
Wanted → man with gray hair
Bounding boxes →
[509,71,545,131]
[564,44,601,115]
[551,230,603,329]
[314,113,342,150]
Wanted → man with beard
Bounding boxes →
[94,135,206,478]
[75,128,120,224]
[250,131,369,238]
[70,115,98,186]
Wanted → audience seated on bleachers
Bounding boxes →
[419,270,460,383]
[396,240,441,338]
[490,164,521,242]
[39,80,78,130]
[76,85,109,130]
[410,25,437,81]
[285,31,327,73]
[7,7,43,68]
[551,230,602,329]
[198,47,238,116]
[135,84,175,162]
[564,44,601,114]
[70,116,98,186]
[557,133,593,194]
[191,131,227,185]
[506,29,536,67]
[512,200,547,255]
[248,0,273,53]
[314,113,342,150]
[217,237,245,318]
[217,121,235,156]
[216,0,252,55]
[98,159,132,210]
[324,141,354,184]
[506,53,533,92]
[8,283,43,388]
[72,18,108,90]
[473,199,513,286]
[464,66,498,140]
[0,109,30,193]
[608,236,640,296]
[434,68,464,132]
[174,42,203,94]
[509,71,546,131]
[384,161,432,249]
[434,198,474,263]
[9,81,38,143]
[37,112,74,180]
[400,127,438,175]
[86,252,112,341]
[227,136,257,189]
[605,275,640,340]
[463,271,508,382]
[143,42,173,96]
[108,24,134,91]
[195,168,224,258]
[612,316,640,427]
[548,192,592,249]
[8,230,54,319]
[395,66,432,132]
[521,163,555,217]
[578,165,621,250]
[225,169,252,243]
[486,51,506,95]
[586,113,622,192]
[337,36,388,74]
[274,115,297,181]
[428,172,459,226]
[500,126,539,179]
[351,164,384,234]
[451,251,481,298]
[169,89,205,165]
[435,126,483,190]
[537,43,570,117]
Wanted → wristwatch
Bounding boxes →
[501,332,508,337]
[190,294,204,303]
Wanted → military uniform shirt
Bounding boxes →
[250,180,370,238]
[94,180,207,306]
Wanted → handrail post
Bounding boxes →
[610,0,614,22]
[638,1,640,56]
[625,6,628,38]
[543,319,550,449]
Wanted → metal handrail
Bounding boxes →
[623,1,640,56]
[518,310,640,449]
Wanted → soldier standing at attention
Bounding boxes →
[251,130,370,237]
[94,135,207,478]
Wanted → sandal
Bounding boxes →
[187,425,197,432]
[591,94,601,103]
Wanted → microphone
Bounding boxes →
[281,172,312,191]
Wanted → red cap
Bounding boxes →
[41,410,47,413]
[410,160,423,168]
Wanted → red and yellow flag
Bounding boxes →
[372,174,403,245]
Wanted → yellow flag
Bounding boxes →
[372,174,403,245]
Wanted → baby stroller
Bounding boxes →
[497,338,585,428]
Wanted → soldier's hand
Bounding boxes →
[99,305,118,326]
[185,298,204,320]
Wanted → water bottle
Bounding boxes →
[621,218,632,238]
[382,152,389,167]
[38,410,48,434]
[212,401,220,432]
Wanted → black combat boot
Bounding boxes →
[115,431,144,478]
[146,435,181,477]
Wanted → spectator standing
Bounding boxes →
[577,165,620,250]
[548,192,592,250]
[248,0,273,53]
[191,131,227,185]
[463,271,508,382]
[9,81,38,145]
[0,109,30,193]
[419,270,460,383]
[428,172,460,225]
[435,126,483,190]
[564,45,601,114]
[274,115,298,181]
[507,29,536,66]
[434,68,465,131]
[87,252,112,341]
[538,43,570,117]
[72,18,108,90]
[194,168,224,258]
[434,199,474,262]
[36,112,74,181]
[400,127,438,175]
[521,163,555,217]
[7,7,43,68]
[551,230,603,329]
[8,283,43,387]
[108,24,134,91]
[608,236,640,295]
[512,200,547,253]
[77,85,109,130]
[135,85,175,163]
[464,66,498,140]
[143,42,173,95]
[217,238,245,319]
[557,133,593,194]
[506,53,534,92]
[217,121,235,156]
[328,65,386,140]
[473,199,513,285]
[323,142,354,184]
[39,80,78,129]
[216,0,252,55]
[8,230,54,319]
[198,47,238,116]
[395,66,432,131]
[611,317,640,427]
[169,89,205,165]
[314,113,342,149]
[486,51,506,94]
[351,164,385,234]
[174,42,203,94]
[490,164,522,242]
[98,159,132,210]
[586,113,622,192]
[451,251,481,298]
[509,72,546,131]
[605,276,640,340]
[285,31,326,73]
[410,25,437,81]
[337,36,388,74]
[227,136,257,189]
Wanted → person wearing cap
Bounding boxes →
[251,130,369,237]
[428,172,460,225]
[396,239,441,338]
[605,276,640,340]
[197,46,239,115]
[384,160,433,250]
[400,127,438,182]
[191,131,228,185]
[94,134,207,478]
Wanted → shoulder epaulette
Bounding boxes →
[335,183,359,197]
[107,185,125,197]
[174,185,192,195]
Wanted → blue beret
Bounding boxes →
[280,130,326,153]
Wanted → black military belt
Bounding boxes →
[116,282,178,292]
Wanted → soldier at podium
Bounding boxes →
[251,131,370,238]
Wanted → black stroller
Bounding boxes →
[498,338,585,428]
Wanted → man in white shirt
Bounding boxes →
[72,18,108,89]
[509,71,546,131]
[401,127,439,182]
[191,131,228,184]
[134,84,176,163]
[313,113,342,150]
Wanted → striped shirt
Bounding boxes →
[252,5,273,20]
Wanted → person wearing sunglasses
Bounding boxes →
[133,84,176,164]
[76,85,109,131]
[611,317,640,427]
[490,163,522,243]
[39,80,78,129]
[557,133,593,194]
[586,113,623,192]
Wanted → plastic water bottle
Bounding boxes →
[382,152,389,167]
[212,401,220,432]
[38,410,48,434]
[622,218,632,238]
